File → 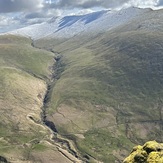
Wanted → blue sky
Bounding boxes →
[0,0,163,33]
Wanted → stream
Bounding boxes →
[31,40,88,163]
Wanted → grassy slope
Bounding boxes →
[0,35,55,79]
[35,21,163,162]
[0,35,73,163]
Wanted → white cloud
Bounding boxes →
[0,14,21,33]
[0,15,17,26]
[122,0,159,8]
[0,0,43,13]
[0,0,163,33]
[45,0,162,9]
[0,0,162,14]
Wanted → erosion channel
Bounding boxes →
[31,40,87,163]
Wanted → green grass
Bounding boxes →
[77,128,133,162]
[0,35,56,161]
[42,32,163,122]
[0,35,55,79]
[35,28,163,162]
[1,17,163,162]
[32,143,48,151]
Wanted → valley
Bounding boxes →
[0,7,163,163]
[0,35,86,163]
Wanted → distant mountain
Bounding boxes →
[7,7,151,40]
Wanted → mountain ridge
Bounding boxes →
[5,7,151,40]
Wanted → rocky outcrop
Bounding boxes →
[123,141,163,163]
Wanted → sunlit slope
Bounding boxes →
[0,35,55,79]
[35,26,163,162]
[0,35,72,163]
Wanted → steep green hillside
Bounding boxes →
[35,25,163,161]
[0,35,55,79]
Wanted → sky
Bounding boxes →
[0,0,163,33]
